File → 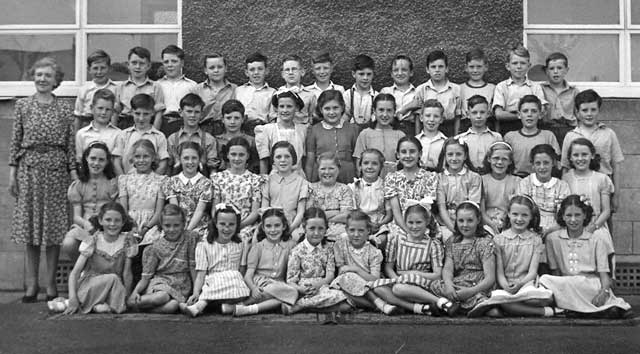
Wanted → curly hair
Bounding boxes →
[78,142,116,182]
[89,202,134,232]
[256,208,292,242]
[504,195,542,234]
[556,195,594,227]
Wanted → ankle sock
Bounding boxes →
[413,303,429,314]
[373,298,386,311]
[436,297,449,309]
[382,304,398,315]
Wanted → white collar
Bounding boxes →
[321,120,343,129]
[531,174,557,188]
[303,238,321,251]
[444,167,468,176]
[178,172,203,185]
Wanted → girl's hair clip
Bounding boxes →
[259,206,284,217]
[460,200,481,211]
[579,195,592,206]
[215,203,240,215]
[489,141,513,151]
[405,197,434,209]
[520,194,536,205]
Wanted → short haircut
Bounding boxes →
[315,89,345,118]
[482,141,515,175]
[574,89,602,110]
[271,140,297,165]
[556,194,594,227]
[545,52,568,68]
[161,44,185,60]
[505,195,542,233]
[373,93,396,111]
[222,99,245,117]
[426,50,448,67]
[352,54,375,71]
[422,98,445,115]
[91,88,116,106]
[311,51,333,64]
[87,49,111,67]
[567,138,601,171]
[222,136,251,163]
[282,54,303,67]
[346,210,372,230]
[272,90,305,110]
[391,54,414,71]
[507,44,530,61]
[179,93,205,110]
[316,152,341,168]
[202,53,227,67]
[529,143,558,163]
[467,95,488,110]
[130,93,155,111]
[245,52,268,66]
[128,46,151,61]
[465,48,487,64]
[29,57,64,89]
[518,94,542,111]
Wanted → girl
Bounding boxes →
[539,195,632,318]
[305,89,359,183]
[254,91,307,174]
[197,53,237,136]
[49,202,137,314]
[214,99,259,173]
[436,138,482,240]
[62,142,119,261]
[284,207,351,315]
[161,141,213,239]
[353,93,405,178]
[306,153,354,242]
[481,142,521,234]
[261,141,308,233]
[385,136,439,236]
[517,144,570,237]
[429,202,496,316]
[127,204,198,314]
[211,136,263,241]
[368,204,446,315]
[231,208,298,316]
[179,204,250,317]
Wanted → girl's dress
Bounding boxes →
[196,240,250,301]
[76,232,138,314]
[481,174,522,233]
[246,239,298,305]
[517,174,570,231]
[306,121,359,183]
[162,172,213,239]
[254,122,307,172]
[353,128,405,178]
[66,178,119,242]
[349,177,389,238]
[307,182,354,242]
[384,169,439,235]
[436,168,482,239]
[430,236,496,311]
[539,229,631,313]
[331,235,383,296]
[141,231,198,303]
[211,169,264,241]
[287,240,347,309]
[118,170,166,245]
[262,172,309,227]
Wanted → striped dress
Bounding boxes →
[196,240,250,301]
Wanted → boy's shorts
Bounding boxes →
[117,114,134,130]
[160,112,183,137]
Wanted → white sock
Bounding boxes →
[543,307,554,317]
[437,297,449,309]
[382,304,398,315]
[373,298,386,311]
[413,303,429,314]
[234,304,259,316]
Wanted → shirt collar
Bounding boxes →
[391,83,416,92]
[243,82,270,90]
[275,172,297,184]
[416,130,447,141]
[350,85,376,96]
[541,81,576,92]
[160,74,187,82]
[557,229,592,240]
[302,238,320,252]
[574,122,606,134]
[321,120,344,129]
[503,229,535,240]
[178,172,203,185]
[460,127,493,136]
[506,77,533,86]
[310,81,338,91]
[203,79,232,89]
[444,167,468,176]
[125,77,152,86]
[126,125,157,133]
[178,128,203,138]
[531,174,557,188]
[425,79,453,92]
[87,121,118,131]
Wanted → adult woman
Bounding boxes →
[9,57,77,302]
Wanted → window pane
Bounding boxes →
[87,0,177,24]
[527,34,619,82]
[527,0,619,25]
[3,0,75,25]
[630,35,640,81]
[0,34,75,81]
[631,0,640,24]
[87,33,177,81]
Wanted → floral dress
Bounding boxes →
[162,172,213,239]
[10,95,76,246]
[307,182,354,241]
[330,234,383,296]
[384,168,439,236]
[118,170,166,244]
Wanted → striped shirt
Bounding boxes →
[386,232,444,272]
[195,241,245,273]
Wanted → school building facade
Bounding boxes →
[0,0,639,291]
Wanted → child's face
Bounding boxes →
[465,59,488,82]
[421,107,443,132]
[576,102,599,128]
[99,209,124,238]
[518,102,540,130]
[227,145,249,171]
[545,59,568,85]
[506,54,531,80]
[532,153,554,182]
[222,111,243,134]
[456,209,479,238]
[563,205,586,233]
[277,97,298,123]
[304,217,327,246]
[180,148,200,176]
[132,107,154,128]
[405,212,428,239]
[132,146,153,173]
[282,60,304,86]
[346,219,369,249]
[262,215,285,243]
[374,100,395,127]
[91,98,114,126]
[273,147,294,173]
[391,59,413,86]
[468,103,489,129]
[88,60,109,83]
[427,59,448,82]
[397,141,420,169]
[508,203,532,233]
[312,62,333,84]
[245,61,267,85]
[128,54,150,79]
[320,99,343,126]
[181,104,203,129]
[86,147,108,176]
[445,143,466,173]
[318,159,339,186]
[215,212,237,243]
[162,53,183,78]
[360,152,382,182]
[489,149,511,176]
[352,68,374,90]
[569,144,593,172]
[162,214,185,241]
[204,57,226,82]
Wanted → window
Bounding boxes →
[524,0,639,97]
[0,0,181,97]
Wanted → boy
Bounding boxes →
[269,54,317,124]
[167,93,219,176]
[195,53,237,136]
[115,47,165,130]
[380,54,418,136]
[455,95,502,171]
[416,99,447,170]
[214,99,260,173]
[113,94,169,175]
[235,52,276,135]
[398,50,461,136]
[561,89,624,210]
[541,52,580,144]
[493,44,546,135]
[305,51,345,98]
[157,44,197,136]
[75,88,122,163]
[504,95,559,177]
[343,54,378,131]
[459,49,496,132]
[74,50,118,131]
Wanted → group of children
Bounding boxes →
[44,42,633,319]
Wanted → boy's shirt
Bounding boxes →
[541,81,579,125]
[455,128,502,169]
[194,79,237,123]
[561,123,624,176]
[380,83,417,121]
[269,85,317,124]
[74,79,118,117]
[167,128,218,170]
[75,121,123,161]
[504,129,560,176]
[460,82,496,119]
[157,75,198,114]
[115,77,165,115]
[415,130,447,170]
[413,79,462,121]
[114,126,169,173]
[305,81,345,99]
[235,82,276,123]
[492,77,546,113]
[343,85,378,125]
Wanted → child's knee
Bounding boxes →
[391,284,410,296]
